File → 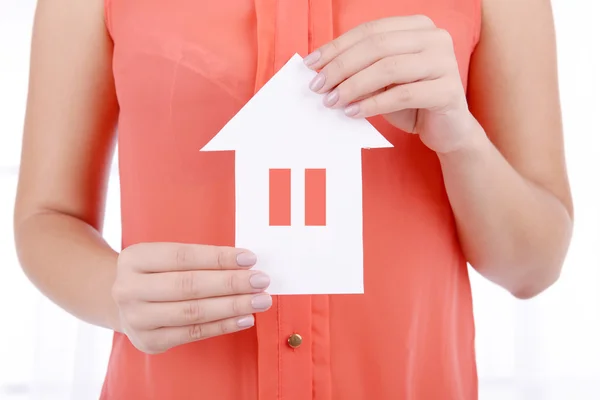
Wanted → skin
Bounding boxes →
[14,0,572,354]
[304,2,573,299]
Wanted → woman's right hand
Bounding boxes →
[111,243,272,354]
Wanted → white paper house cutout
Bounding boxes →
[201,53,393,295]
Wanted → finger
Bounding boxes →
[304,15,436,70]
[344,80,447,118]
[134,294,272,329]
[144,314,256,352]
[123,243,257,272]
[313,30,433,94]
[351,88,386,103]
[134,270,271,301]
[324,53,442,108]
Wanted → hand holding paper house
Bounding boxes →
[201,54,393,295]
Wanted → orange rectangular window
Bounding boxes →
[269,169,291,226]
[305,169,326,226]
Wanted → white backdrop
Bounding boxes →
[0,1,599,399]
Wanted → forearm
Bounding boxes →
[14,211,122,331]
[438,120,573,298]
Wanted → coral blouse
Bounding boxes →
[101,0,481,399]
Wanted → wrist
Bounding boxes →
[436,114,491,163]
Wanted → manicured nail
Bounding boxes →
[344,104,360,117]
[251,294,272,310]
[303,50,321,66]
[309,73,326,92]
[249,273,271,289]
[236,252,257,267]
[236,315,255,328]
[323,90,339,107]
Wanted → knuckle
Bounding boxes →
[361,20,379,36]
[111,283,123,302]
[159,331,180,352]
[148,340,169,354]
[332,56,345,72]
[382,57,400,77]
[414,14,435,27]
[224,272,241,294]
[117,246,136,270]
[143,347,162,355]
[361,97,376,115]
[415,53,435,77]
[230,296,245,316]
[395,85,413,102]
[179,271,199,298]
[123,309,144,329]
[136,333,164,354]
[436,28,453,46]
[336,81,354,104]
[328,39,342,54]
[218,320,233,336]
[369,32,389,49]
[188,323,206,341]
[216,248,228,269]
[445,85,464,108]
[111,281,131,304]
[369,96,381,110]
[175,245,190,269]
[183,300,206,324]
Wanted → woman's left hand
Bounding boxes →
[304,15,479,154]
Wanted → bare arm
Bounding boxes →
[438,0,573,298]
[14,0,121,330]
[301,1,572,298]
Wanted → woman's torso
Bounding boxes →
[102,0,481,399]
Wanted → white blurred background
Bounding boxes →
[0,1,599,399]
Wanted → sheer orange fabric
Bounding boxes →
[102,0,481,398]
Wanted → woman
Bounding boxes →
[14,0,573,398]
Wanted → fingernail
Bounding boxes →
[249,273,270,289]
[236,252,257,267]
[251,294,272,310]
[309,73,326,92]
[303,50,321,66]
[236,315,255,328]
[344,104,360,117]
[323,90,339,107]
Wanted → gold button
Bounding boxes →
[287,333,302,349]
